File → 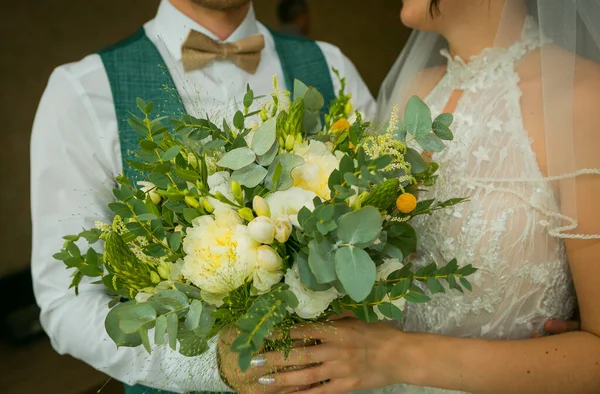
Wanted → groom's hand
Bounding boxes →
[544,319,580,335]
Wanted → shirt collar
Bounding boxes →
[151,0,260,61]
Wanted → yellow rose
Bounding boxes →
[291,141,341,199]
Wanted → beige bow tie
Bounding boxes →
[181,30,265,74]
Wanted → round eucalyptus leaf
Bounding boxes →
[216,147,256,170]
[335,246,376,302]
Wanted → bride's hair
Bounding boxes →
[429,0,441,16]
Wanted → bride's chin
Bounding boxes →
[400,5,437,31]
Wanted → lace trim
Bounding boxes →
[440,16,549,90]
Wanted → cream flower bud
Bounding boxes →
[137,181,162,205]
[274,216,293,243]
[253,196,271,217]
[248,216,275,244]
[157,262,171,280]
[238,207,255,222]
[231,181,243,204]
[257,245,284,272]
[202,198,214,214]
[285,134,295,151]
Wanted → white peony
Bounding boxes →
[291,140,341,199]
[181,206,260,301]
[374,259,407,320]
[265,187,319,227]
[284,263,339,319]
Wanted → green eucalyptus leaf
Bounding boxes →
[427,277,445,294]
[417,133,445,153]
[105,301,143,347]
[337,207,383,245]
[154,315,167,346]
[148,173,171,189]
[257,140,279,167]
[233,110,245,129]
[293,79,309,100]
[304,87,325,112]
[405,148,427,174]
[244,89,254,108]
[147,290,189,315]
[460,277,473,292]
[128,117,149,137]
[251,118,277,156]
[136,98,148,114]
[296,252,333,291]
[117,303,157,334]
[335,246,376,302]
[185,300,203,331]
[308,237,337,284]
[434,113,454,127]
[166,312,178,350]
[266,154,304,190]
[140,140,158,151]
[174,282,203,300]
[168,232,182,251]
[137,213,157,221]
[432,121,454,141]
[216,147,256,171]
[232,163,268,188]
[404,96,432,138]
[108,202,132,218]
[377,302,404,320]
[162,145,181,161]
[404,289,431,303]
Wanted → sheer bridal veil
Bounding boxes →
[377,0,600,239]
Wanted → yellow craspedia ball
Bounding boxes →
[396,193,417,213]
[330,118,351,135]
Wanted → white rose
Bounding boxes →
[376,259,404,281]
[291,140,341,199]
[134,287,157,303]
[257,245,284,271]
[265,187,319,227]
[274,216,293,243]
[248,216,275,244]
[253,268,284,294]
[207,171,234,208]
[374,259,407,320]
[284,263,339,319]
[181,208,259,299]
[137,181,161,205]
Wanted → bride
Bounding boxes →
[233,0,600,393]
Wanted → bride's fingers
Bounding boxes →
[251,345,334,371]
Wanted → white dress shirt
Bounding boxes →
[30,1,375,392]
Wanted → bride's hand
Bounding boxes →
[250,318,408,393]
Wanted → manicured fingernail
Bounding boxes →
[258,375,275,385]
[250,356,265,367]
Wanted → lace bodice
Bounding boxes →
[368,18,576,394]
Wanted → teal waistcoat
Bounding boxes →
[100,27,335,185]
[98,27,334,394]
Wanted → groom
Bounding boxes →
[30,0,374,393]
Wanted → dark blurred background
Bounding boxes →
[0,1,410,392]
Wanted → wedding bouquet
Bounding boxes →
[54,74,475,370]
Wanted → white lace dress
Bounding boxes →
[367,19,576,394]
